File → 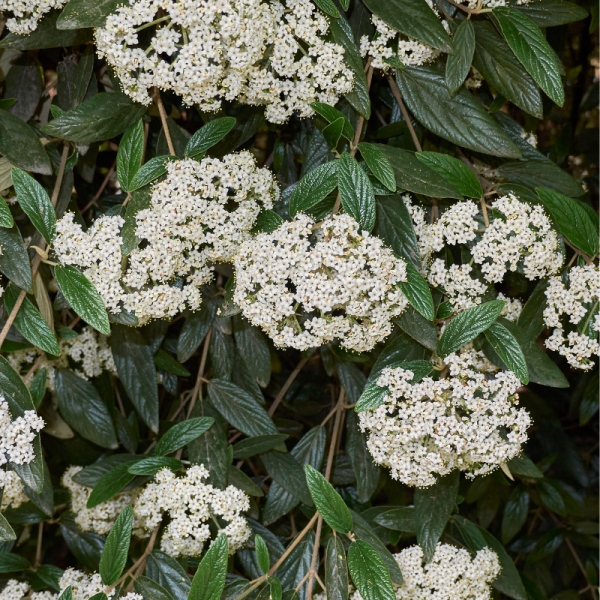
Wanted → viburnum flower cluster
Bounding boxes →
[544,265,600,370]
[134,465,251,558]
[53,152,277,323]
[95,0,354,123]
[0,470,28,511]
[0,395,44,467]
[358,350,531,487]
[234,213,409,352]
[0,0,68,34]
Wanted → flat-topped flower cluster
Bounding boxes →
[0,0,68,34]
[358,349,531,487]
[95,0,354,123]
[0,394,44,468]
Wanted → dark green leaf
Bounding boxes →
[374,507,416,532]
[313,0,339,17]
[311,103,354,140]
[512,0,589,27]
[41,92,147,144]
[398,263,435,320]
[87,462,138,509]
[128,155,175,192]
[395,67,521,157]
[347,540,395,600]
[0,110,51,175]
[121,184,152,255]
[233,315,271,388]
[289,161,338,217]
[415,152,482,198]
[437,300,505,357]
[493,7,564,106]
[58,0,122,28]
[227,465,264,497]
[155,417,214,456]
[346,410,380,503]
[338,153,376,232]
[261,452,313,507]
[0,552,31,573]
[0,224,32,293]
[185,117,236,158]
[128,457,182,476]
[0,196,13,228]
[251,209,284,235]
[501,485,529,544]
[395,307,438,351]
[484,322,529,383]
[358,143,396,192]
[54,265,111,335]
[305,465,353,533]
[0,515,16,542]
[117,119,144,192]
[188,534,228,600]
[325,535,349,600]
[100,505,132,585]
[153,350,190,377]
[233,434,289,459]
[580,372,599,425]
[414,470,459,561]
[134,577,175,600]
[323,117,346,150]
[517,278,549,339]
[12,168,56,243]
[446,20,475,95]
[255,535,270,574]
[147,552,191,600]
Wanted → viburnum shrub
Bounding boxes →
[0,0,596,598]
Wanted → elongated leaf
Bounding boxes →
[227,465,264,497]
[374,507,416,532]
[493,7,564,106]
[128,457,182,476]
[398,263,435,320]
[188,534,228,600]
[255,535,270,574]
[42,92,147,143]
[100,506,132,585]
[311,103,354,140]
[501,485,529,544]
[513,0,589,27]
[414,470,459,561]
[57,0,121,28]
[0,225,32,293]
[484,322,529,383]
[87,462,138,509]
[12,168,56,243]
[358,143,396,192]
[305,465,353,533]
[395,67,521,158]
[54,265,111,335]
[55,369,118,449]
[5,284,60,356]
[261,451,313,507]
[347,540,395,600]
[185,117,236,158]
[0,553,31,573]
[155,417,214,456]
[346,410,380,503]
[233,434,289,459]
[437,300,505,357]
[326,535,349,600]
[129,156,176,192]
[0,196,13,228]
[536,187,599,257]
[290,161,338,217]
[0,514,16,542]
[415,152,482,198]
[323,117,346,150]
[363,0,452,53]
[338,153,376,232]
[232,315,271,388]
[111,324,159,432]
[134,577,175,600]
[446,20,475,95]
[117,119,144,192]
[177,296,219,363]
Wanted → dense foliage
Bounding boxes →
[0,1,596,600]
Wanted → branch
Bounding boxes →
[386,74,422,152]
[268,356,311,417]
[153,87,176,156]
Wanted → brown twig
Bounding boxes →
[81,160,116,213]
[35,523,44,567]
[153,87,176,156]
[186,328,212,418]
[268,356,310,417]
[386,74,422,152]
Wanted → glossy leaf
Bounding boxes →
[446,20,475,95]
[155,417,214,456]
[117,119,144,192]
[415,152,482,198]
[338,152,376,232]
[185,117,236,158]
[12,168,56,243]
[347,540,395,600]
[289,161,338,217]
[99,506,132,585]
[305,464,353,533]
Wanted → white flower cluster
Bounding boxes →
[134,465,251,558]
[428,260,487,311]
[96,0,353,123]
[315,544,499,600]
[0,581,29,600]
[0,396,44,467]
[455,0,531,8]
[0,470,28,511]
[62,466,144,536]
[360,9,450,69]
[53,153,277,323]
[0,0,68,34]
[471,195,563,283]
[234,213,409,352]
[358,350,531,487]
[544,265,599,370]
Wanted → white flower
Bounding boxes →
[58,569,115,600]
[543,265,599,370]
[0,0,68,34]
[0,470,28,510]
[134,465,251,558]
[0,580,29,600]
[95,0,353,123]
[234,213,409,352]
[358,349,531,487]
[0,395,44,467]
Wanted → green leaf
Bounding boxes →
[398,263,435,321]
[484,322,529,384]
[0,552,31,573]
[5,283,60,356]
[305,465,353,533]
[414,470,459,561]
[501,485,529,544]
[338,152,376,232]
[327,15,370,118]
[188,534,228,600]
[58,587,73,600]
[472,21,542,118]
[356,360,433,412]
[493,7,564,106]
[580,372,599,425]
[313,0,339,17]
[255,534,270,574]
[128,155,175,192]
[346,410,380,503]
[0,196,13,228]
[57,0,121,28]
[0,110,52,175]
[155,417,214,456]
[261,452,313,507]
[535,187,599,257]
[446,20,475,95]
[147,551,191,600]
[207,379,278,438]
[363,0,452,53]
[55,368,118,449]
[41,92,147,144]
[117,119,144,192]
[507,454,543,479]
[347,540,395,600]
[437,300,506,357]
[395,67,521,158]
[54,265,111,335]
[111,324,159,432]
[100,505,132,586]
[227,465,264,497]
[0,514,16,542]
[233,434,289,459]
[517,278,550,339]
[86,461,138,509]
[325,535,349,600]
[289,161,338,217]
[153,349,190,377]
[134,577,175,600]
[358,143,396,192]
[11,168,56,244]
[185,117,236,158]
[512,0,589,27]
[232,315,271,388]
[128,457,182,476]
[395,307,438,351]
[251,209,284,235]
[323,117,346,150]
[0,224,32,293]
[415,152,482,198]
[177,298,219,365]
[373,507,416,532]
[311,103,354,140]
